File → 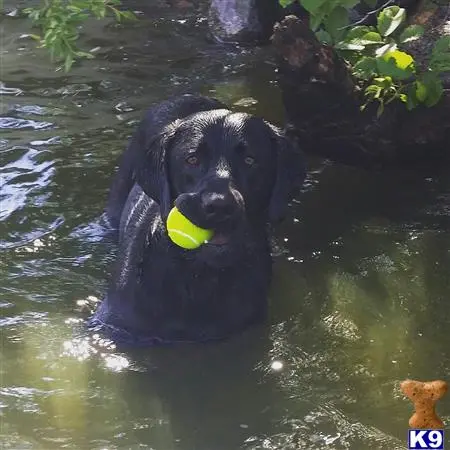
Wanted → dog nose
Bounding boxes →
[202,192,236,221]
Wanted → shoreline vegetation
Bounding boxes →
[272,0,449,166]
[7,0,449,166]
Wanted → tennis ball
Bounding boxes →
[166,206,213,250]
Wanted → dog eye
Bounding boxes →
[186,154,199,166]
[244,156,255,166]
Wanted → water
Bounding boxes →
[2,2,450,449]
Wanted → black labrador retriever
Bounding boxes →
[89,94,305,344]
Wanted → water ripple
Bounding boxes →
[30,136,61,147]
[0,311,47,328]
[0,82,23,96]
[0,147,55,222]
[0,117,54,130]
[7,104,69,117]
[0,216,64,250]
[8,104,49,115]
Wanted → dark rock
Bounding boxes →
[207,0,281,44]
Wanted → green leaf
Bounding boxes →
[112,7,122,22]
[67,5,82,13]
[353,56,377,78]
[119,10,137,21]
[419,73,444,107]
[376,50,415,80]
[64,53,74,72]
[375,42,397,57]
[398,93,407,103]
[74,50,95,59]
[25,0,138,72]
[315,29,333,45]
[361,31,383,43]
[335,41,366,50]
[324,6,349,41]
[415,80,427,102]
[279,0,296,7]
[432,36,450,54]
[430,36,450,72]
[365,84,382,94]
[373,76,393,89]
[309,11,327,31]
[424,81,443,107]
[347,31,383,47]
[345,26,376,40]
[399,25,424,44]
[340,0,360,7]
[430,52,450,72]
[301,0,328,14]
[44,28,56,41]
[73,13,90,21]
[26,9,42,21]
[383,50,414,70]
[377,6,406,37]
[405,85,419,110]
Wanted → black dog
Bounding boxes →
[89,94,305,344]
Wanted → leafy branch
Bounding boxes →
[279,0,450,115]
[24,0,136,72]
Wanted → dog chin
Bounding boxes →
[195,240,242,268]
[180,229,247,268]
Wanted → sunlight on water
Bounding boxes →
[61,332,130,372]
[103,354,130,372]
[270,360,284,371]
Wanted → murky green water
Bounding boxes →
[2,3,450,449]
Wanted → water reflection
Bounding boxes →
[1,1,450,449]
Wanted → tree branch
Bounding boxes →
[339,0,394,30]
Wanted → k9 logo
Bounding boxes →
[408,429,444,449]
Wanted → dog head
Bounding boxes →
[134,108,305,263]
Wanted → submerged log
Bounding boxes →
[271,5,450,168]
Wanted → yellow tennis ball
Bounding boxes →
[166,207,213,250]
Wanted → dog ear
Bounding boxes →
[267,123,306,223]
[133,121,180,220]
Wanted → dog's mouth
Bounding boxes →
[191,224,251,267]
[206,232,229,246]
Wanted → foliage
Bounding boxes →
[24,0,136,72]
[279,0,450,116]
